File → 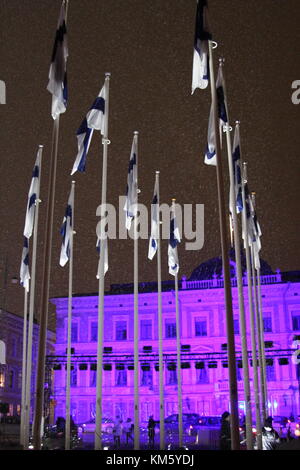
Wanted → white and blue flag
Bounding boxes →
[96,235,108,278]
[124,134,138,231]
[71,84,106,175]
[168,205,181,276]
[20,237,30,292]
[230,124,243,214]
[204,63,229,166]
[47,0,68,120]
[204,103,216,165]
[242,184,262,269]
[148,177,159,260]
[192,0,212,93]
[216,64,228,128]
[23,147,42,239]
[59,184,74,267]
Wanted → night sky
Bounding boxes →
[1,0,300,331]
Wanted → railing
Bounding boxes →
[181,272,282,290]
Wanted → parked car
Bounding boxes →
[30,425,82,450]
[159,413,203,436]
[77,417,114,434]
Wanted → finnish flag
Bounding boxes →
[242,184,261,268]
[96,236,108,278]
[47,0,68,120]
[216,64,228,128]
[59,184,74,267]
[20,237,30,292]
[124,134,138,231]
[71,84,106,175]
[249,196,262,270]
[23,147,42,239]
[192,0,212,93]
[204,103,216,165]
[148,178,159,260]
[231,125,243,214]
[168,206,181,276]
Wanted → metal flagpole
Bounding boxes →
[173,210,183,447]
[65,181,75,450]
[208,40,240,449]
[20,289,28,446]
[133,131,140,450]
[251,240,267,422]
[241,161,262,450]
[33,115,60,450]
[33,1,69,448]
[256,270,268,421]
[251,192,268,422]
[95,73,111,451]
[156,172,165,450]
[222,114,253,448]
[24,145,43,449]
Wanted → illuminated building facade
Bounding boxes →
[0,309,55,419]
[50,259,300,425]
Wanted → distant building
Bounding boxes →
[0,309,55,420]
[49,256,300,425]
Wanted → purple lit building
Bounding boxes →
[49,257,300,425]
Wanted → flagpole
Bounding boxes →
[155,171,165,450]
[95,73,111,451]
[241,162,262,450]
[208,40,240,449]
[172,200,183,449]
[33,0,68,447]
[65,181,75,450]
[256,265,268,421]
[24,145,43,449]
[251,191,268,421]
[133,131,140,450]
[20,289,28,446]
[250,239,267,422]
[33,115,60,450]
[222,109,253,447]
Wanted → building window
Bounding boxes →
[263,317,272,333]
[71,366,77,387]
[140,319,152,340]
[196,367,209,384]
[195,318,207,337]
[167,369,177,385]
[236,365,242,382]
[8,370,14,389]
[0,372,5,388]
[90,321,98,342]
[17,369,22,390]
[115,365,127,386]
[266,364,276,382]
[71,323,78,343]
[233,319,239,335]
[292,313,300,331]
[165,321,176,338]
[90,369,96,387]
[115,321,127,340]
[141,367,153,386]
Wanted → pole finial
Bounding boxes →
[235,120,240,125]
[105,72,111,78]
[72,180,76,185]
[134,131,139,135]
[38,144,44,148]
[156,170,160,174]
[219,57,225,65]
[172,198,176,202]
